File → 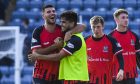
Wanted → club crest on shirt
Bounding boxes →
[67,42,74,48]
[131,39,135,45]
[32,38,37,43]
[103,46,108,52]
[116,43,121,47]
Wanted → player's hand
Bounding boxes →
[54,37,64,49]
[116,69,124,81]
[28,52,39,62]
[64,31,72,41]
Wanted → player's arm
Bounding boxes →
[107,35,124,81]
[133,32,140,69]
[31,27,61,55]
[29,35,82,61]
[64,23,86,41]
[33,43,62,55]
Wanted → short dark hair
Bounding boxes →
[90,16,104,26]
[42,4,54,12]
[114,9,128,18]
[60,10,78,26]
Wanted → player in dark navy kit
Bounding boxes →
[29,5,86,84]
[109,9,140,84]
[85,16,124,84]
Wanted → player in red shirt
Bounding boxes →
[109,9,140,84]
[85,16,124,84]
[30,5,86,84]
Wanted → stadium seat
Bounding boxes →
[22,66,33,75]
[138,0,140,9]
[11,8,27,20]
[21,75,32,84]
[129,21,140,35]
[104,21,115,34]
[56,0,69,10]
[43,0,56,6]
[8,18,21,26]
[93,9,107,20]
[79,9,93,21]
[16,0,30,9]
[0,75,14,84]
[96,0,110,10]
[26,11,42,20]
[126,7,134,21]
[106,11,114,21]
[70,0,83,10]
[124,0,137,9]
[83,0,96,10]
[0,66,9,76]
[30,0,43,9]
[110,0,123,9]
[133,10,140,19]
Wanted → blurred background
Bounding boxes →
[0,0,140,84]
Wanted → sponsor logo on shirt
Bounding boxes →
[88,56,110,62]
[67,42,74,48]
[32,38,37,43]
[103,46,108,52]
[87,48,91,50]
[43,42,49,45]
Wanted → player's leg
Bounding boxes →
[123,78,135,84]
[32,78,48,84]
[112,79,124,84]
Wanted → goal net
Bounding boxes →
[0,26,21,84]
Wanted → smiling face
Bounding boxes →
[42,7,56,24]
[60,17,74,32]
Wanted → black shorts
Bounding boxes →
[61,80,88,84]
[112,78,135,84]
[32,78,62,84]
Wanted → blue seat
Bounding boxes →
[22,66,33,75]
[21,75,32,84]
[0,75,14,84]
[80,9,93,21]
[133,10,140,19]
[93,10,106,20]
[9,18,21,26]
[16,0,30,9]
[56,0,69,10]
[11,8,27,19]
[30,0,43,9]
[83,0,96,10]
[138,0,140,8]
[0,66,9,75]
[110,0,123,8]
[129,21,140,35]
[70,0,82,10]
[124,0,137,8]
[106,10,114,21]
[26,11,41,20]
[126,7,134,21]
[96,0,110,10]
[43,0,56,6]
[104,21,115,34]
